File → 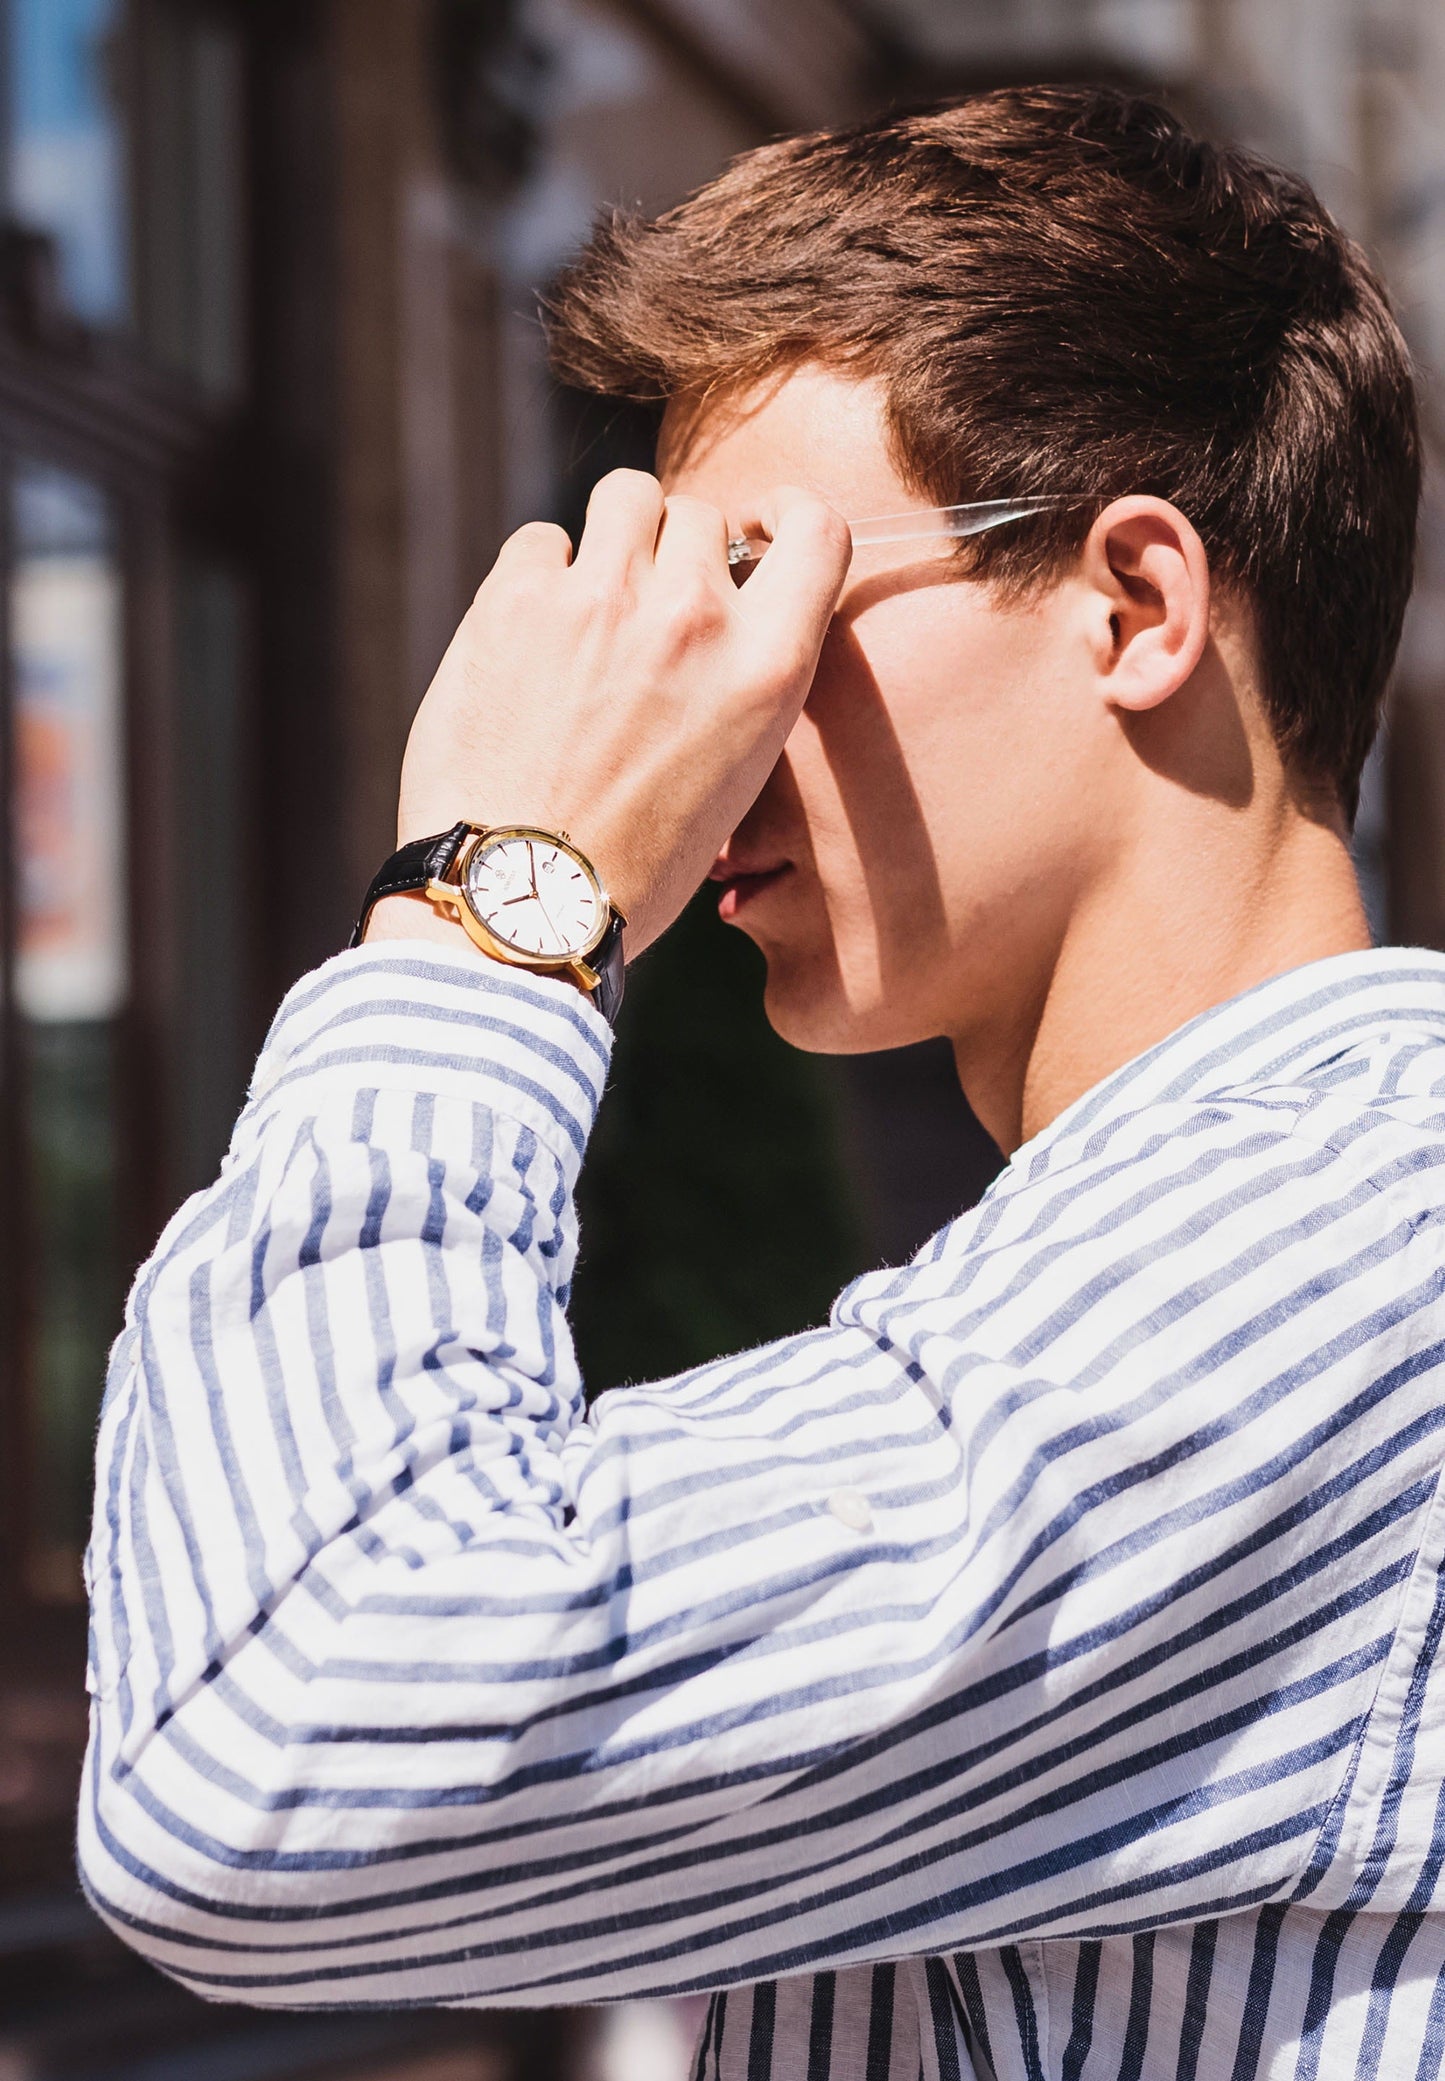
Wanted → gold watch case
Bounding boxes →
[424,823,622,992]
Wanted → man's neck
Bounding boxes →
[954,803,1372,1157]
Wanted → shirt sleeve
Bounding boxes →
[78,946,1445,2010]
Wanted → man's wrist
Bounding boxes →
[363,890,487,954]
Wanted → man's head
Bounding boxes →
[546,88,1419,1082]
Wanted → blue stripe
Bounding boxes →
[950,1955,994,2079]
[1000,1947,1044,2081]
[1174,1920,1217,2081]
[747,1977,776,2081]
[1229,1904,1286,2080]
[864,1964,895,2081]
[1060,1942,1099,2081]
[807,1970,837,2081]
[923,1958,959,2081]
[1118,1932,1155,2081]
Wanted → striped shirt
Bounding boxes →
[80,942,1445,2080]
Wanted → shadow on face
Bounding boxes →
[809,593,950,999]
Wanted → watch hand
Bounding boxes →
[534,894,565,950]
[528,848,540,899]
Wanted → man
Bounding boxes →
[79,85,1441,2081]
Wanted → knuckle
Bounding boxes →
[594,467,662,503]
[815,503,852,555]
[775,488,849,549]
[659,572,724,636]
[498,519,570,562]
[791,492,849,551]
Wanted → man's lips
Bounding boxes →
[708,861,793,921]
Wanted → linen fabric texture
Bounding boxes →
[79,945,1445,2080]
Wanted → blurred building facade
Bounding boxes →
[0,2,1440,2077]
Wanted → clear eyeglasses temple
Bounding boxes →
[724,496,1088,567]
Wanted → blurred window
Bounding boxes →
[5,0,131,325]
[1,0,247,395]
[8,459,127,1600]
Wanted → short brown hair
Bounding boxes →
[546,85,1419,818]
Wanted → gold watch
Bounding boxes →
[350,821,627,1024]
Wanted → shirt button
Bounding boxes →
[827,1491,873,1534]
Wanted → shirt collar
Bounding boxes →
[1007,945,1445,1182]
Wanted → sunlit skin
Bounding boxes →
[672,369,1371,1144]
[371,364,1369,1154]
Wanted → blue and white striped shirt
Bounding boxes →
[81,943,1445,2079]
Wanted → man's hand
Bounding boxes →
[366,470,851,957]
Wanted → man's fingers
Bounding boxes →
[494,519,572,573]
[572,469,666,581]
[654,493,731,576]
[735,488,852,663]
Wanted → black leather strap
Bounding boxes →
[349,823,626,1027]
[348,823,471,949]
[588,913,626,1026]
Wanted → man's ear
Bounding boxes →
[1080,497,1211,712]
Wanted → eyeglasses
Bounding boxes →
[725,495,1088,568]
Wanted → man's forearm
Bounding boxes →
[79,945,933,2008]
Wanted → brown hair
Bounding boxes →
[546,85,1419,819]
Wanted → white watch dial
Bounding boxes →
[464,835,604,959]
